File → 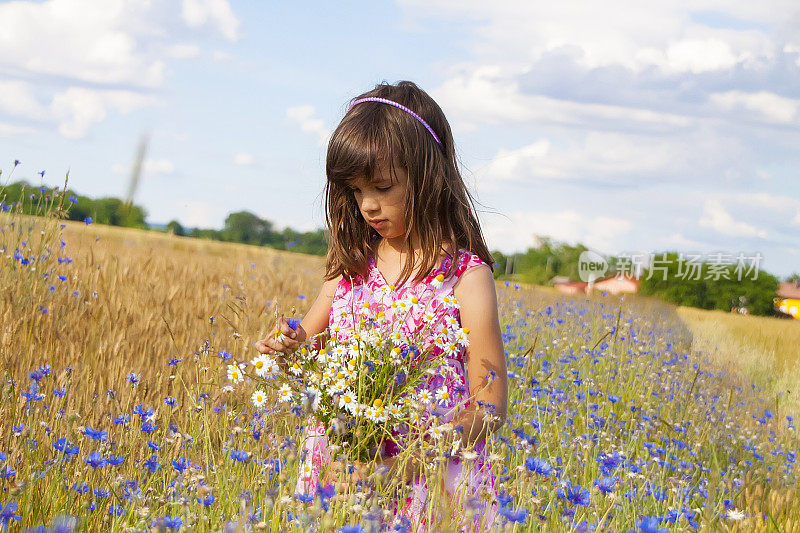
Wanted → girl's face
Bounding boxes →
[348,162,409,242]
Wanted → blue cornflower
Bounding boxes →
[594,476,618,494]
[143,455,160,473]
[53,437,79,458]
[58,275,67,281]
[21,388,44,402]
[53,387,67,397]
[636,516,668,533]
[172,457,189,473]
[498,506,528,523]
[126,373,140,387]
[297,493,314,503]
[93,488,109,498]
[108,504,124,517]
[164,396,177,407]
[160,516,182,530]
[0,502,21,528]
[113,414,131,425]
[230,450,249,462]
[83,427,107,442]
[133,404,153,419]
[167,357,182,367]
[72,481,89,494]
[141,421,156,434]
[84,452,106,469]
[107,455,124,466]
[316,483,336,500]
[525,456,552,476]
[147,440,160,451]
[197,492,215,506]
[339,525,366,533]
[608,395,620,403]
[83,216,93,225]
[558,482,591,506]
[217,350,232,361]
[69,195,78,204]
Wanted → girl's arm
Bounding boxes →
[450,264,509,449]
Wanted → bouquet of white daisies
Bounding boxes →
[231,280,472,463]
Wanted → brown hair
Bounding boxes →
[324,80,494,290]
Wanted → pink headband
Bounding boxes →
[347,96,443,147]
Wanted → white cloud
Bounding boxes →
[0,81,47,119]
[709,90,800,123]
[111,159,174,176]
[144,159,175,176]
[432,66,692,133]
[51,87,156,139]
[166,44,202,59]
[699,198,768,238]
[286,105,332,146]
[182,0,241,42]
[482,209,633,254]
[0,122,36,137]
[233,152,254,166]
[0,0,165,87]
[477,130,722,190]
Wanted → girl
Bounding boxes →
[255,80,508,531]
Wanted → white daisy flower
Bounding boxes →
[251,389,267,407]
[288,361,303,376]
[365,406,378,422]
[429,425,444,440]
[416,389,433,405]
[338,389,358,415]
[278,384,293,403]
[251,355,270,375]
[387,403,401,418]
[435,385,451,405]
[227,364,244,384]
[455,328,470,347]
[430,273,445,289]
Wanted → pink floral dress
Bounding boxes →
[295,248,499,531]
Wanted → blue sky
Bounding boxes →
[1,0,798,278]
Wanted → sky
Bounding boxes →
[1,0,798,278]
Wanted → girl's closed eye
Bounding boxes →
[376,185,392,192]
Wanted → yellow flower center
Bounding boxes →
[411,296,418,304]
[254,361,263,369]
[343,395,352,404]
[373,398,383,408]
[463,327,470,334]
[435,274,444,283]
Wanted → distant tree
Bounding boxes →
[166,220,185,236]
[222,211,273,245]
[639,251,779,315]
[787,272,800,284]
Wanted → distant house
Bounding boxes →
[777,281,800,299]
[592,273,641,295]
[551,273,640,296]
[554,280,588,294]
[775,281,800,320]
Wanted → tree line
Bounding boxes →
[2,179,792,316]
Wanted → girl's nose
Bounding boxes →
[361,194,380,213]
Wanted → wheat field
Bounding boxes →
[2,208,800,532]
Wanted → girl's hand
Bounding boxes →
[254,318,306,369]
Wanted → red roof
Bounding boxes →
[778,281,800,299]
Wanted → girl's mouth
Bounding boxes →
[369,219,387,229]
